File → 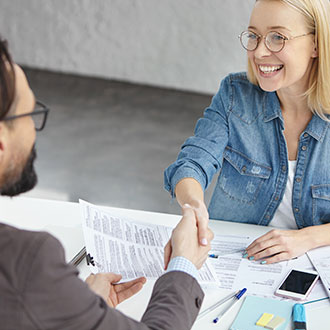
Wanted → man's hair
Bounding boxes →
[247,0,330,120]
[0,37,15,121]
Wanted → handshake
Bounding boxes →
[164,204,214,271]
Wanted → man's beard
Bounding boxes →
[1,146,38,197]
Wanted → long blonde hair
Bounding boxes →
[247,0,330,120]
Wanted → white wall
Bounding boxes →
[0,0,255,94]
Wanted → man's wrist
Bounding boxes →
[166,256,198,280]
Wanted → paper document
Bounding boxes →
[208,235,287,296]
[307,246,330,298]
[79,200,328,303]
[79,200,218,285]
[208,235,328,302]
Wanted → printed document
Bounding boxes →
[79,200,328,302]
[80,200,218,284]
[307,246,330,298]
[208,234,328,302]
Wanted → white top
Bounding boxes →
[269,161,298,229]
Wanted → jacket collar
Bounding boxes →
[305,114,330,142]
[263,91,282,123]
[263,91,330,142]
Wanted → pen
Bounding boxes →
[69,246,86,266]
[302,296,329,305]
[208,254,219,258]
[213,288,247,324]
[197,290,239,320]
[208,249,246,258]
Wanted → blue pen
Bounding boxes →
[213,288,247,324]
[197,290,239,320]
[208,254,219,258]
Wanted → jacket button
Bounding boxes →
[242,166,247,173]
[282,165,286,172]
[303,133,308,138]
[195,297,202,308]
[295,208,300,213]
[301,145,307,151]
[296,177,301,183]
[274,196,279,201]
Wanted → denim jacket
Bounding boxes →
[164,72,330,228]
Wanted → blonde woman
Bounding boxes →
[164,0,330,265]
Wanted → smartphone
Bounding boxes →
[275,269,319,300]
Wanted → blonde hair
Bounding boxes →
[247,0,330,119]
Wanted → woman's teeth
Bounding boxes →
[259,65,283,73]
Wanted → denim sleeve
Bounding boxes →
[164,76,231,197]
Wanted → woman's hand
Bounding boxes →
[174,178,209,246]
[85,273,146,307]
[188,199,210,246]
[244,228,313,264]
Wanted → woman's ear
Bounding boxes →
[311,37,318,58]
[312,46,318,58]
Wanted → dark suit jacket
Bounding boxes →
[0,224,204,329]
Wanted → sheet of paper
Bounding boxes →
[79,200,218,285]
[208,235,286,296]
[307,246,330,298]
[208,235,327,302]
[79,200,329,303]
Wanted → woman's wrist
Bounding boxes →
[300,224,330,251]
[181,198,204,209]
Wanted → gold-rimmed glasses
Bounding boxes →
[239,30,313,53]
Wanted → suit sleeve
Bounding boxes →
[21,233,204,330]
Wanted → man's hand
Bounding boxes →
[164,204,214,270]
[86,273,146,307]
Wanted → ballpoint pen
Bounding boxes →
[197,290,240,320]
[208,254,219,259]
[69,246,86,266]
[213,288,247,324]
[208,249,246,259]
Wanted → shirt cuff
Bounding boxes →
[166,256,198,280]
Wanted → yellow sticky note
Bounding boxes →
[265,316,286,329]
[256,313,274,327]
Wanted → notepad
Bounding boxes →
[230,296,295,330]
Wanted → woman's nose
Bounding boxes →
[253,37,273,58]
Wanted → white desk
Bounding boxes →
[1,196,329,329]
[0,196,84,263]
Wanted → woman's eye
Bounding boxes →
[248,33,258,40]
[272,33,285,41]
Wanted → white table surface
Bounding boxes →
[1,196,329,329]
[0,196,84,263]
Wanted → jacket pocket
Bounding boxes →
[312,184,330,223]
[218,147,272,204]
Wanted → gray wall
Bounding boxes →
[0,0,255,94]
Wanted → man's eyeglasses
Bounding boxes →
[239,30,313,53]
[2,101,49,131]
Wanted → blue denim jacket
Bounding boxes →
[164,72,330,228]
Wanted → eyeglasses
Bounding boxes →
[2,101,49,131]
[239,30,313,53]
